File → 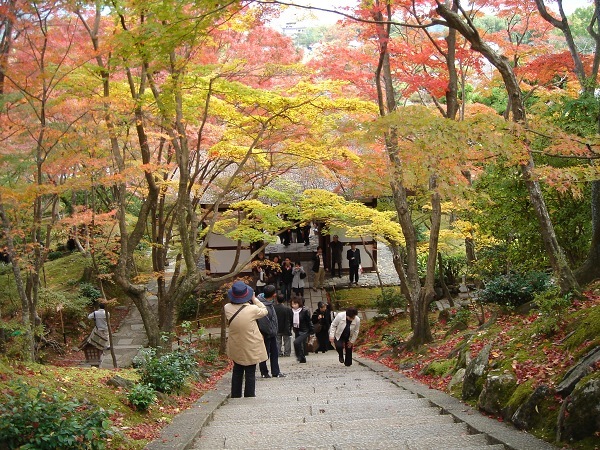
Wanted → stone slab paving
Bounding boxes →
[152,350,556,450]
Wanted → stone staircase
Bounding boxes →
[191,351,506,450]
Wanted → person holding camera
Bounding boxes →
[224,281,268,398]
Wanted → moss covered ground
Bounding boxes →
[353,283,600,449]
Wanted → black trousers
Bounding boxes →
[259,335,281,377]
[335,338,353,366]
[349,265,360,283]
[331,258,342,277]
[231,362,257,398]
[293,328,309,361]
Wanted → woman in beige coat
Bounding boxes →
[224,281,268,398]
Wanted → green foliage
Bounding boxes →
[422,359,454,377]
[126,384,156,412]
[374,287,407,316]
[563,305,600,353]
[80,283,102,301]
[471,87,508,114]
[293,26,330,49]
[381,333,402,347]
[531,288,572,337]
[449,307,471,328]
[47,251,64,261]
[478,272,552,308]
[202,347,219,364]
[0,381,113,449]
[178,290,218,321]
[135,348,198,394]
[467,163,590,277]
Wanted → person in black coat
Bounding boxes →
[291,297,313,363]
[274,293,293,357]
[311,301,333,353]
[280,257,294,302]
[346,243,361,285]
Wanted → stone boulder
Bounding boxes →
[557,373,600,442]
[511,384,554,430]
[106,375,135,390]
[556,346,600,396]
[462,343,491,401]
[448,368,466,392]
[478,371,517,418]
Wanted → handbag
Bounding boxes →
[313,323,322,334]
[300,271,306,279]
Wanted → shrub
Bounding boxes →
[0,382,113,449]
[531,288,572,336]
[478,271,551,308]
[202,347,219,364]
[449,307,471,328]
[79,283,102,301]
[136,348,198,394]
[374,287,407,316]
[382,333,402,347]
[47,251,64,261]
[127,384,156,412]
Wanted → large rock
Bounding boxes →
[511,385,554,431]
[557,373,600,442]
[556,346,600,396]
[106,375,135,390]
[448,368,466,391]
[478,371,517,418]
[462,343,491,401]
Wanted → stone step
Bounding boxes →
[211,406,444,424]
[225,389,419,403]
[195,422,475,449]
[210,397,434,418]
[193,438,504,450]
[205,411,455,431]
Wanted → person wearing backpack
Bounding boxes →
[257,285,286,378]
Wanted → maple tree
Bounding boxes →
[0,0,99,360]
[534,0,600,285]
[70,0,372,348]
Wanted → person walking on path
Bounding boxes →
[82,301,111,352]
[311,301,333,353]
[224,281,269,398]
[329,307,360,366]
[274,293,293,357]
[291,297,313,363]
[291,261,306,298]
[346,243,361,285]
[329,235,344,278]
[280,257,294,302]
[311,246,326,291]
[257,285,285,378]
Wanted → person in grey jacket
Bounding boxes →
[329,307,360,366]
[274,293,293,357]
[257,285,285,378]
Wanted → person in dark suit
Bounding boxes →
[329,235,344,278]
[346,243,361,285]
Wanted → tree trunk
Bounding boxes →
[0,202,35,361]
[438,252,455,307]
[436,2,579,295]
[576,181,600,284]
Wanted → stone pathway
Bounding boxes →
[148,350,555,450]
